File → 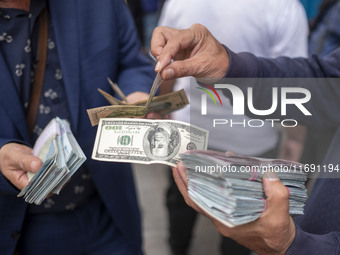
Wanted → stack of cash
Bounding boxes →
[180,150,308,227]
[18,117,86,205]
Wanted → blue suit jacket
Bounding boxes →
[0,0,154,254]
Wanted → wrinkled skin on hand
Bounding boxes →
[151,24,229,81]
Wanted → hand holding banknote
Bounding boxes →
[86,78,189,126]
[0,143,42,190]
[172,161,296,255]
[16,117,87,205]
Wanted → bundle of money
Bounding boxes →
[180,150,308,227]
[92,118,209,167]
[18,117,86,205]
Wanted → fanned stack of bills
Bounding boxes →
[92,118,208,167]
[180,150,308,227]
[18,117,86,205]
[87,88,189,126]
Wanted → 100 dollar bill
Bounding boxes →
[92,118,209,167]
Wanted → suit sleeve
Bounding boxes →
[286,226,340,255]
[224,47,340,128]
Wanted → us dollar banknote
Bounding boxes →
[92,118,209,167]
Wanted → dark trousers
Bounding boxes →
[17,195,141,255]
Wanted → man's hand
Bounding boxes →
[151,24,229,80]
[172,162,296,255]
[126,91,149,104]
[0,143,42,190]
[126,91,164,119]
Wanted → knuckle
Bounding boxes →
[178,63,188,76]
[191,23,205,31]
[276,186,290,201]
[21,155,33,172]
[152,26,162,36]
[18,158,27,171]
[173,40,182,52]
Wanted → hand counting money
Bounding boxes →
[87,89,189,126]
[18,117,86,205]
[86,76,189,126]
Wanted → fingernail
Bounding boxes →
[31,161,39,172]
[155,61,161,71]
[264,170,279,182]
[165,68,174,79]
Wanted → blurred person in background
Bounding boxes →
[299,0,340,193]
[127,0,145,47]
[300,0,323,20]
[140,0,164,53]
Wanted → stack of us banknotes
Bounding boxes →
[180,150,308,227]
[18,117,86,205]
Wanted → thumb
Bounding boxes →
[21,155,42,173]
[177,161,188,187]
[262,171,290,214]
[160,58,198,80]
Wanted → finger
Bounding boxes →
[7,170,30,191]
[261,172,296,253]
[14,154,42,173]
[172,162,206,215]
[146,112,163,119]
[262,172,290,214]
[225,150,235,155]
[126,92,149,104]
[1,144,42,173]
[155,28,198,72]
[150,27,173,62]
[177,161,188,187]
[159,57,199,80]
